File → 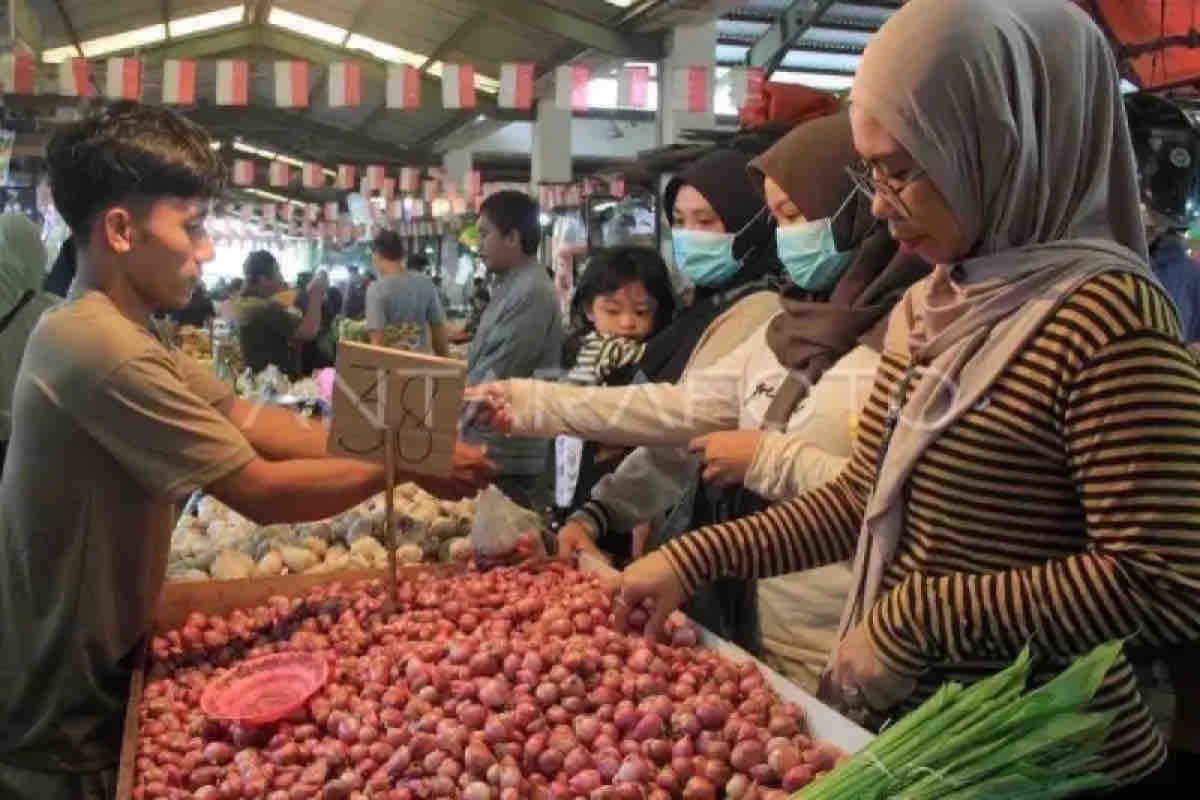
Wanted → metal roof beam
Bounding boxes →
[51,0,84,57]
[470,0,662,59]
[162,0,172,39]
[747,0,838,76]
[126,25,257,62]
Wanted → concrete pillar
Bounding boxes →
[659,21,717,146]
[530,98,572,190]
[442,148,473,195]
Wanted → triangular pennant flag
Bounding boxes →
[555,65,590,112]
[0,50,35,95]
[336,165,357,190]
[386,65,421,110]
[215,60,249,106]
[498,62,535,110]
[328,62,362,108]
[105,57,142,100]
[275,61,309,108]
[269,162,291,188]
[162,59,196,105]
[232,159,255,187]
[672,66,711,112]
[302,162,325,189]
[618,66,651,110]
[729,66,765,111]
[58,58,94,97]
[441,64,476,110]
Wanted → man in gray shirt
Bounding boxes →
[466,191,563,507]
[365,229,448,355]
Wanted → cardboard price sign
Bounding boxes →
[328,342,465,477]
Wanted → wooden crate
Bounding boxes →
[117,565,455,799]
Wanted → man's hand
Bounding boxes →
[414,441,495,500]
[461,382,515,433]
[824,624,917,718]
[613,551,688,641]
[689,430,764,489]
[307,271,329,299]
[556,520,603,559]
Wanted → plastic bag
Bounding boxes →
[469,486,547,559]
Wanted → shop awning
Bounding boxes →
[1087,0,1200,90]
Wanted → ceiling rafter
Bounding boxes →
[162,0,172,39]
[470,0,662,60]
[51,0,84,57]
[747,0,838,75]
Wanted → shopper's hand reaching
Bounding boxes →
[612,550,688,641]
[689,430,763,489]
[462,382,516,433]
[414,441,494,499]
[556,520,603,560]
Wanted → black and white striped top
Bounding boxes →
[660,273,1200,786]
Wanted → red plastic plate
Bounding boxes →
[200,651,329,725]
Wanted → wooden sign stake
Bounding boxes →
[383,426,398,612]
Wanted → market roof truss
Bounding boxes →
[747,0,840,75]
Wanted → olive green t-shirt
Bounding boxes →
[235,296,301,377]
[0,291,255,774]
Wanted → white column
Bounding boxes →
[442,148,473,195]
[530,97,572,190]
[659,21,717,146]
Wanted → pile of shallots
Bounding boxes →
[135,563,843,799]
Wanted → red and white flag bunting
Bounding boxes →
[232,159,255,186]
[618,66,651,110]
[162,59,196,105]
[324,202,339,222]
[336,164,357,190]
[306,204,320,222]
[58,58,93,97]
[0,50,35,95]
[327,61,362,108]
[728,66,765,110]
[498,62,535,111]
[275,61,309,108]
[302,162,324,189]
[215,60,249,106]
[399,167,422,193]
[441,64,475,110]
[105,57,142,100]
[262,203,277,223]
[269,161,291,188]
[366,165,386,192]
[386,65,421,110]
[554,65,590,112]
[672,66,711,113]
[463,169,482,199]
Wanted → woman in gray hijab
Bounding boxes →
[614,0,1200,791]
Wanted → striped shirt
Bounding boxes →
[661,273,1200,786]
[563,331,646,387]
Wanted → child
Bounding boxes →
[556,247,676,560]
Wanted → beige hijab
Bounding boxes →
[838,0,1162,638]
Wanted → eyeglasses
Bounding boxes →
[845,160,928,221]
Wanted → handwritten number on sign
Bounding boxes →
[333,365,441,465]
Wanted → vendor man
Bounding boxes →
[0,102,493,799]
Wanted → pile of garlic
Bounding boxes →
[167,483,477,582]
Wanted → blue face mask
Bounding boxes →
[776,218,854,291]
[671,228,740,288]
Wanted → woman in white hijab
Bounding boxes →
[0,214,53,471]
[614,0,1200,791]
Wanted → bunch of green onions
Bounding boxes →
[796,641,1124,800]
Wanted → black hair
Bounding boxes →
[373,229,406,262]
[46,101,225,243]
[243,250,281,287]
[408,253,430,272]
[43,236,76,297]
[569,246,677,335]
[479,190,540,256]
